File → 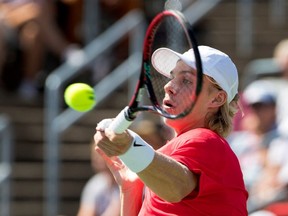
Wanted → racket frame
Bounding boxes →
[109,10,203,133]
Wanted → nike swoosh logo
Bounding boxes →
[133,141,144,147]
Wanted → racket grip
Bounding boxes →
[108,106,134,134]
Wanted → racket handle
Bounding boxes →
[108,106,134,134]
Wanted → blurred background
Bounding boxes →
[0,0,288,215]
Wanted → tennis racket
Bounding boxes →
[109,9,203,134]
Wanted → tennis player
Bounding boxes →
[94,46,248,215]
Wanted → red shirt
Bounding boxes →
[138,128,248,216]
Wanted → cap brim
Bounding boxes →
[151,48,182,78]
[152,48,198,78]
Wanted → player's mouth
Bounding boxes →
[163,99,175,111]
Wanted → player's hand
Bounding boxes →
[94,119,133,157]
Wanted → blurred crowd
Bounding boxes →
[1,1,288,215]
[0,0,82,99]
[0,0,169,102]
[228,39,288,215]
[0,0,148,101]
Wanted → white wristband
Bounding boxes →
[119,130,155,173]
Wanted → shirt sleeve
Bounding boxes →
[169,131,237,198]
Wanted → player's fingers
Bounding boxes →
[93,130,106,146]
[96,119,113,131]
[105,129,133,147]
[94,128,132,157]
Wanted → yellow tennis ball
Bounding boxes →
[64,83,96,112]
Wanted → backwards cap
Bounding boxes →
[151,46,239,103]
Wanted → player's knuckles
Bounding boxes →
[94,133,111,148]
[106,131,131,143]
[93,132,103,144]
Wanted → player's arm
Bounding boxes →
[120,178,144,216]
[138,152,198,202]
[95,129,198,203]
[94,146,144,216]
[113,130,198,202]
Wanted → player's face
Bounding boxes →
[162,60,197,116]
[162,60,223,134]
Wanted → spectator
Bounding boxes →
[273,39,288,79]
[273,39,288,131]
[77,141,120,216]
[248,123,288,214]
[236,41,288,213]
[0,0,81,99]
[228,79,280,199]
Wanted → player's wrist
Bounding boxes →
[119,130,155,173]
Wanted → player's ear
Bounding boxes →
[210,90,227,108]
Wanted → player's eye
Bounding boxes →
[183,78,193,85]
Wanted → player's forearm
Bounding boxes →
[120,183,144,216]
[138,152,198,202]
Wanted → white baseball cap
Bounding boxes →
[151,46,239,103]
[242,80,276,105]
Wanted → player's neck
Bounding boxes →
[175,121,205,136]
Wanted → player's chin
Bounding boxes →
[163,116,180,129]
[163,106,182,116]
[163,105,174,113]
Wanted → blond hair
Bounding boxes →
[205,76,239,137]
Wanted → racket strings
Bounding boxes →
[148,15,196,116]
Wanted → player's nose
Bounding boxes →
[164,79,178,94]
